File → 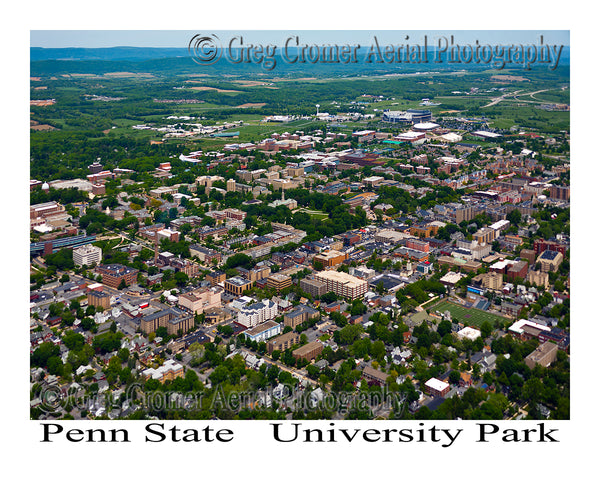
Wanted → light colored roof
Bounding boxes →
[509,319,551,335]
[425,378,450,392]
[413,122,440,129]
[315,270,367,288]
[439,272,463,284]
[457,326,481,340]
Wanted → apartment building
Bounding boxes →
[140,307,194,335]
[292,341,323,362]
[266,273,292,292]
[315,270,368,300]
[284,305,319,330]
[299,276,328,298]
[267,331,301,354]
[87,290,110,310]
[237,299,278,328]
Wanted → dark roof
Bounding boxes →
[540,249,561,260]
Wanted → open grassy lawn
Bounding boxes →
[295,208,329,220]
[431,300,507,328]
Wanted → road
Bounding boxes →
[482,90,523,108]
[238,346,318,387]
[482,88,552,108]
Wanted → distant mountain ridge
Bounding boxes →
[30,46,189,62]
[30,46,570,77]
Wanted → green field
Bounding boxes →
[295,208,329,220]
[431,300,507,328]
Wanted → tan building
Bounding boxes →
[224,276,253,296]
[266,273,292,292]
[482,272,503,290]
[267,331,300,354]
[284,305,319,330]
[314,250,349,268]
[315,270,368,300]
[473,227,496,245]
[140,308,194,335]
[204,307,231,325]
[525,342,558,369]
[247,266,271,283]
[520,248,537,264]
[537,250,563,273]
[292,341,323,362]
[283,166,304,177]
[207,271,226,286]
[299,277,328,298]
[87,291,110,310]
[527,269,549,289]
[362,366,389,385]
[178,287,221,314]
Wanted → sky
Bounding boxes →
[30,30,570,49]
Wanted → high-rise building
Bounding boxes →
[237,299,278,328]
[315,271,368,300]
[73,244,102,267]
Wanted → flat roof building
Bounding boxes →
[95,264,138,289]
[267,331,301,354]
[266,273,292,292]
[525,342,558,369]
[224,276,253,296]
[315,270,368,300]
[299,276,328,298]
[292,341,323,362]
[243,320,281,343]
[73,244,102,267]
[237,299,278,328]
[424,378,451,397]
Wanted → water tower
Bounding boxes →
[315,104,320,116]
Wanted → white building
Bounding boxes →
[237,299,278,328]
[456,326,481,341]
[72,244,102,267]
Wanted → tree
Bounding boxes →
[507,208,522,227]
[117,348,130,363]
[448,370,461,385]
[62,331,85,351]
[60,274,70,284]
[480,321,493,339]
[174,271,189,287]
[117,279,127,290]
[350,299,367,316]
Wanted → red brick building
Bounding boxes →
[95,264,138,289]
[533,239,567,256]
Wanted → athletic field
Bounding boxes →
[431,300,507,328]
